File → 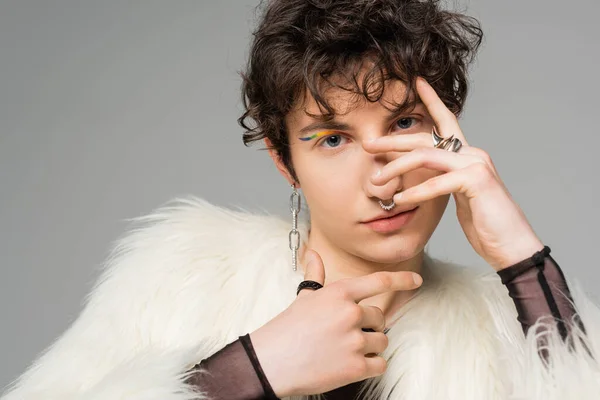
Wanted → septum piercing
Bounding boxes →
[379,199,396,211]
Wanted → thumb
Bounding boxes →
[298,249,325,297]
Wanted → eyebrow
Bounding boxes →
[298,121,351,135]
[297,101,425,136]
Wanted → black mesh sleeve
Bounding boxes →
[496,245,588,359]
[184,334,279,400]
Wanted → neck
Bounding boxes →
[298,226,424,325]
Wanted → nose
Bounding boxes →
[364,152,403,201]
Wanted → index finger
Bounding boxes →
[342,271,423,302]
[416,77,469,146]
[362,132,430,154]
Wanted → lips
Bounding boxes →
[361,206,419,234]
[363,205,419,224]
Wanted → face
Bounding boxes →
[271,75,450,265]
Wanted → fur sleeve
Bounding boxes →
[0,197,262,400]
[482,271,600,399]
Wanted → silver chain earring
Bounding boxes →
[289,183,301,271]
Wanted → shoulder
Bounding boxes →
[81,196,302,339]
[3,198,303,395]
[420,254,523,336]
[112,196,292,255]
[97,196,294,283]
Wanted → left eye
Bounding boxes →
[319,134,347,148]
[396,117,417,130]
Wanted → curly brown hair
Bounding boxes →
[238,0,484,183]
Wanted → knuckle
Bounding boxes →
[478,150,493,165]
[380,332,389,349]
[371,306,386,331]
[374,357,388,375]
[356,331,368,349]
[374,272,393,290]
[330,281,350,299]
[470,161,493,181]
[474,157,488,167]
[425,175,442,191]
[413,147,429,159]
[349,331,367,350]
[344,304,363,324]
[412,147,424,155]
[469,146,492,163]
[349,358,368,378]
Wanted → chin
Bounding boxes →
[355,231,425,265]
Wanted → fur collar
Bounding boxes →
[2,196,599,400]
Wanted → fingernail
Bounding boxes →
[372,169,381,178]
[394,192,402,201]
[412,273,423,286]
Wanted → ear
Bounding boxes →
[264,138,297,187]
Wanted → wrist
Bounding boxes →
[249,329,295,398]
[493,237,545,271]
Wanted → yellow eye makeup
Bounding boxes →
[299,130,334,142]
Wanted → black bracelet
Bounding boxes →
[239,333,281,400]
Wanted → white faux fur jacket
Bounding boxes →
[1,197,600,400]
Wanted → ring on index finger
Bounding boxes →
[432,125,462,153]
[296,280,324,296]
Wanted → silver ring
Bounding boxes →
[432,126,462,153]
[378,199,395,211]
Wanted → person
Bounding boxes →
[2,0,600,399]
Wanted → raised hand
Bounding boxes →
[362,77,544,271]
[249,249,423,397]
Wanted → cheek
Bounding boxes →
[296,152,358,191]
[296,155,359,211]
[302,170,354,206]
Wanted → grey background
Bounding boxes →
[1,0,598,389]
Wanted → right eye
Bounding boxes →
[318,134,349,149]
